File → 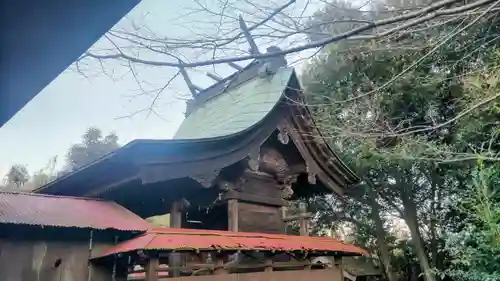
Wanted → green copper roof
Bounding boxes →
[174,67,294,140]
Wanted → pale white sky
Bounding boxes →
[0,0,322,177]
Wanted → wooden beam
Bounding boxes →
[228,62,243,71]
[83,175,139,197]
[178,61,203,96]
[223,190,286,207]
[283,213,314,222]
[238,15,259,54]
[206,72,223,81]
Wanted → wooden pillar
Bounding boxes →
[145,257,159,281]
[264,257,273,272]
[298,202,309,236]
[228,199,239,232]
[280,206,287,233]
[170,201,183,228]
[333,255,343,281]
[283,203,314,236]
[169,200,183,277]
[213,256,227,275]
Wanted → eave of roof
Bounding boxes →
[0,191,151,231]
[92,227,367,259]
[176,65,359,192]
[34,106,286,198]
[285,99,360,192]
[35,67,359,200]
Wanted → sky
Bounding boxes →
[0,0,321,177]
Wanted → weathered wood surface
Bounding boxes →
[223,190,285,207]
[0,238,121,281]
[228,199,239,232]
[130,268,342,281]
[238,202,285,234]
[238,171,283,199]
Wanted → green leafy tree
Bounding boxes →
[301,1,500,280]
[442,161,500,281]
[4,164,30,189]
[66,127,120,171]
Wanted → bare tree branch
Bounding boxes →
[82,0,496,68]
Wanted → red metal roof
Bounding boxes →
[0,191,150,231]
[94,227,367,258]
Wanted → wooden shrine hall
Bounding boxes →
[1,2,370,281]
[32,37,366,280]
[35,52,359,233]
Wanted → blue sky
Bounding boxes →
[0,0,321,177]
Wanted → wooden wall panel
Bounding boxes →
[0,239,122,281]
[239,175,282,200]
[238,202,285,234]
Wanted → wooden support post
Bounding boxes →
[333,255,343,281]
[170,201,183,228]
[264,258,273,272]
[213,256,227,275]
[333,255,342,268]
[228,199,239,232]
[283,203,314,236]
[169,200,183,277]
[280,206,287,234]
[298,202,309,236]
[145,257,159,281]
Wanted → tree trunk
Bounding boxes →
[367,188,397,281]
[401,187,436,281]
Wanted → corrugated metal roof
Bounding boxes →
[93,227,367,258]
[174,67,293,139]
[0,191,150,231]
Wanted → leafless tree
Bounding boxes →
[74,0,500,164]
[78,0,499,83]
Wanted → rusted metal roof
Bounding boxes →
[0,191,150,231]
[94,227,367,258]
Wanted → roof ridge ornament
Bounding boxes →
[258,46,288,79]
[239,15,260,55]
[248,147,261,171]
[306,164,318,185]
[277,122,290,145]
